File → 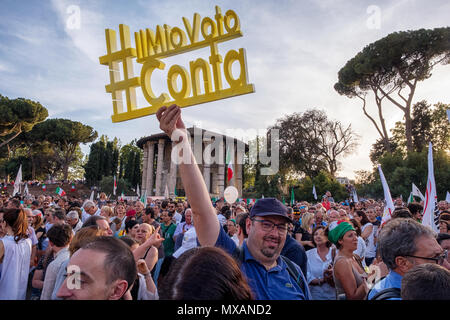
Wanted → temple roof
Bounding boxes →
[136,127,249,150]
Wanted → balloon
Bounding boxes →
[224,186,239,204]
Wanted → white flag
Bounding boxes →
[312,185,317,200]
[352,189,359,203]
[89,190,94,201]
[412,183,425,201]
[113,175,117,196]
[24,183,29,196]
[446,191,450,203]
[378,165,395,226]
[136,184,140,198]
[13,165,22,196]
[422,143,439,233]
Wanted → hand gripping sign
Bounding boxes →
[99,6,255,123]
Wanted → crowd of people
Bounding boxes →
[0,104,449,300]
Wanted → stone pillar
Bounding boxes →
[236,163,243,197]
[141,142,149,195]
[203,141,212,194]
[217,164,225,197]
[211,168,218,196]
[169,142,177,198]
[146,141,155,196]
[235,140,245,198]
[155,139,165,196]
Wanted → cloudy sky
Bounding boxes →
[1,0,449,180]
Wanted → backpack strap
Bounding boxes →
[280,255,306,295]
[369,287,401,300]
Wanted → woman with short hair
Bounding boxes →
[306,226,336,300]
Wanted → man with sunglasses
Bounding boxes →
[156,105,310,300]
[368,218,447,300]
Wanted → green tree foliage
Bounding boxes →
[99,175,131,197]
[335,27,450,152]
[270,109,359,177]
[84,136,120,186]
[0,95,48,148]
[294,171,349,203]
[11,129,59,180]
[118,140,143,187]
[32,119,97,180]
[370,101,450,163]
[356,150,450,200]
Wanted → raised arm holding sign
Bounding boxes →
[156,105,310,300]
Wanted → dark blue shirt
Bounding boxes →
[215,227,311,300]
[281,234,308,277]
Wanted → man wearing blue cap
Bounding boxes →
[156,105,311,300]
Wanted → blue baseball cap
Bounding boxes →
[250,198,292,223]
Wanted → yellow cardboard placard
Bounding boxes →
[99,6,255,122]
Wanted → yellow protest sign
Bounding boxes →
[99,6,255,122]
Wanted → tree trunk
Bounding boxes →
[404,81,417,153]
[375,95,392,153]
[63,164,69,182]
[404,107,413,152]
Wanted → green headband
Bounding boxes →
[328,222,355,245]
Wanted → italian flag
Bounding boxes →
[71,183,76,192]
[55,187,66,196]
[226,147,233,183]
[113,175,117,195]
[42,184,47,191]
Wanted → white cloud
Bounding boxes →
[50,0,107,63]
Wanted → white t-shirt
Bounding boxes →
[173,212,183,225]
[354,236,367,261]
[230,233,240,246]
[306,247,337,300]
[217,214,227,227]
[0,236,32,300]
[362,223,376,258]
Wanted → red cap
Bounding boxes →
[126,209,136,217]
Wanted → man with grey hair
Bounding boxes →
[368,218,446,300]
[67,210,82,233]
[24,208,38,267]
[327,210,340,230]
[82,200,100,223]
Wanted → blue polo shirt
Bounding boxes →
[215,227,311,300]
[367,270,402,300]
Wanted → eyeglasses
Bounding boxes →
[405,250,448,265]
[252,219,288,234]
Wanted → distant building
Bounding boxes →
[336,177,350,185]
[136,127,247,198]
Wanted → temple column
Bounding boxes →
[203,141,212,194]
[146,141,155,196]
[141,142,149,195]
[169,142,177,198]
[155,139,165,196]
